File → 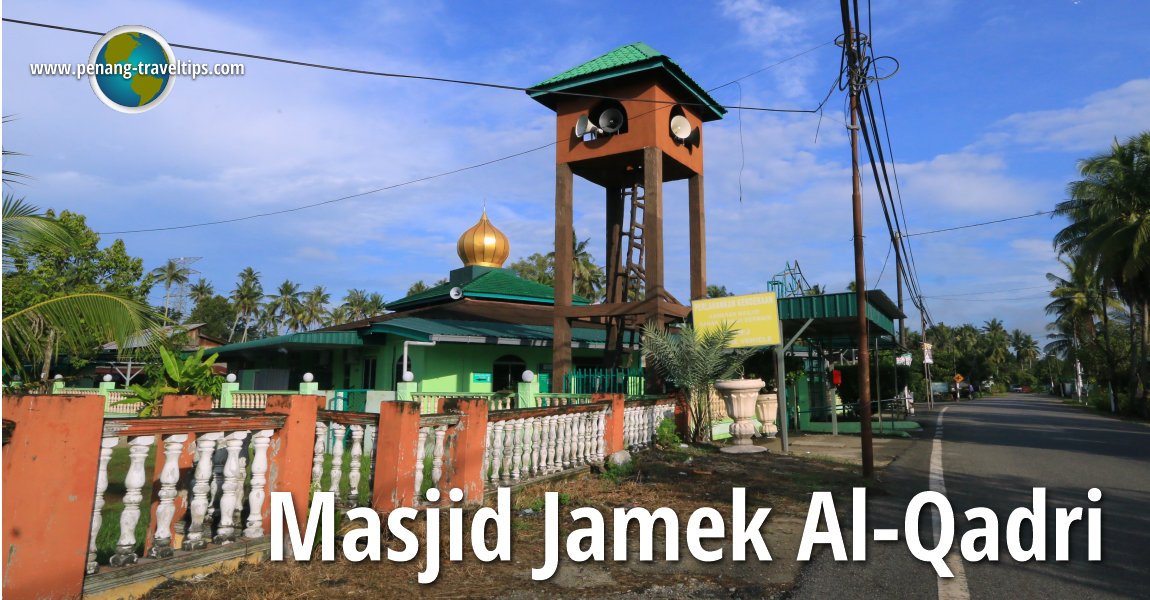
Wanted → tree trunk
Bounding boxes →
[1128,300,1139,410]
[39,329,55,383]
[1099,296,1118,412]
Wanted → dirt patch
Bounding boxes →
[148,444,886,599]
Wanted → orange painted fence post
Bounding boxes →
[263,394,324,534]
[371,400,423,511]
[441,397,489,504]
[594,393,626,455]
[2,394,106,599]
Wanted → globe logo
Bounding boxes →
[88,25,175,113]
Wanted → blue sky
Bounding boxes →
[4,0,1149,341]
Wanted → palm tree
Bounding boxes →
[706,285,733,298]
[509,252,553,286]
[1055,131,1150,403]
[189,278,214,309]
[407,281,429,296]
[982,319,1010,379]
[1046,253,1119,410]
[228,268,262,342]
[149,258,192,319]
[1011,329,1040,368]
[363,292,387,318]
[547,232,606,301]
[641,322,752,442]
[301,286,330,330]
[2,197,160,379]
[264,280,302,335]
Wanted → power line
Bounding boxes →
[928,294,1050,303]
[3,17,830,114]
[906,210,1056,237]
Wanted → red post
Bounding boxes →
[441,397,489,504]
[371,400,423,511]
[263,394,324,534]
[2,394,105,598]
[594,393,626,454]
[672,390,691,439]
[145,395,213,556]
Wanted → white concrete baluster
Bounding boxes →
[488,421,504,483]
[414,426,429,498]
[431,425,447,490]
[573,414,585,465]
[559,414,571,469]
[482,423,493,482]
[110,435,154,566]
[529,417,541,478]
[596,411,607,462]
[581,413,592,463]
[311,421,328,487]
[234,441,248,530]
[546,415,558,473]
[87,436,118,573]
[500,421,514,482]
[150,433,188,558]
[511,419,524,480]
[347,424,364,507]
[184,432,222,550]
[244,430,274,538]
[328,423,346,502]
[214,431,249,544]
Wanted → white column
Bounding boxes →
[244,430,273,538]
[596,411,607,462]
[311,421,328,487]
[184,432,222,550]
[150,433,188,558]
[214,430,250,544]
[328,423,346,503]
[414,426,429,498]
[431,425,447,490]
[510,419,524,481]
[110,435,153,566]
[347,424,364,508]
[87,436,118,574]
[529,417,542,478]
[500,421,514,482]
[488,421,504,483]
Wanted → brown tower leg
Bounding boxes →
[552,163,574,392]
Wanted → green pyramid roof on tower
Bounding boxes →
[529,42,726,122]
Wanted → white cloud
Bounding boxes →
[982,78,1150,152]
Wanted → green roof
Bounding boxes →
[387,268,590,311]
[529,42,726,122]
[206,331,364,355]
[370,318,637,348]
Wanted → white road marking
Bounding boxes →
[932,408,970,600]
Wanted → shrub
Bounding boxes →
[655,417,681,447]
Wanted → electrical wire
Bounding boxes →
[905,211,1056,237]
[4,17,830,114]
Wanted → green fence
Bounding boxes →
[564,367,644,395]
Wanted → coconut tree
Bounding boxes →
[188,278,214,308]
[1055,131,1150,404]
[149,258,192,319]
[264,280,302,336]
[301,286,330,330]
[982,319,1010,379]
[228,268,263,342]
[2,197,161,379]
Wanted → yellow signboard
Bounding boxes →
[692,292,782,348]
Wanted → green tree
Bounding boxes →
[264,280,302,336]
[1055,131,1150,405]
[509,252,553,286]
[301,286,331,330]
[228,267,262,342]
[189,278,215,307]
[2,198,160,379]
[706,284,733,298]
[407,281,429,296]
[149,258,192,319]
[187,295,234,340]
[641,322,753,443]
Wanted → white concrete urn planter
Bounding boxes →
[715,378,767,453]
[756,393,779,438]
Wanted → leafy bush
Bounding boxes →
[655,417,681,447]
[122,347,223,416]
[601,459,636,484]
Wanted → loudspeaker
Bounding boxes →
[575,114,603,137]
[669,114,699,146]
[598,107,624,133]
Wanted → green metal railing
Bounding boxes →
[564,367,644,395]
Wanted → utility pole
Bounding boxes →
[895,234,905,347]
[838,3,874,478]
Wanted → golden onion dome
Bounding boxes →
[456,209,510,267]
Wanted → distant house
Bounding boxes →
[92,323,228,385]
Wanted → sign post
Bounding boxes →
[693,292,785,450]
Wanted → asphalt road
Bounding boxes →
[789,394,1150,600]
